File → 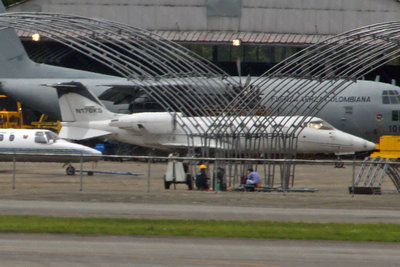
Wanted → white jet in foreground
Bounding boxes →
[0,128,102,163]
[51,82,376,154]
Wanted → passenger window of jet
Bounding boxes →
[34,131,47,144]
[9,134,15,141]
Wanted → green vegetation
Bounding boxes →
[1,216,400,242]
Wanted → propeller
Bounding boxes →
[236,58,242,87]
[236,58,251,89]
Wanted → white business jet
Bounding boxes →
[0,128,102,174]
[50,82,376,154]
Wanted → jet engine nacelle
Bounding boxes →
[109,112,177,134]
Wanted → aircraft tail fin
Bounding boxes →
[0,3,42,78]
[0,3,118,79]
[0,2,5,13]
[0,2,37,78]
[0,27,35,78]
[49,81,116,122]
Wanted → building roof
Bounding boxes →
[8,0,400,36]
[18,29,333,46]
[152,30,334,45]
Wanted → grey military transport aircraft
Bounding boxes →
[253,78,400,143]
[0,3,398,143]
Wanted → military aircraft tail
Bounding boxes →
[0,3,37,78]
[0,2,111,79]
[0,3,61,79]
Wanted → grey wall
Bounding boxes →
[7,0,400,34]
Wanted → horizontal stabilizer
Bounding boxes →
[59,126,111,140]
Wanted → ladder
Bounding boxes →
[351,157,400,194]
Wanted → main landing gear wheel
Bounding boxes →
[66,165,76,175]
[334,162,344,168]
[164,181,171,189]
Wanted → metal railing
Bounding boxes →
[0,152,383,193]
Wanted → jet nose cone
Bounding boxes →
[88,147,103,156]
[352,136,376,152]
[364,140,376,151]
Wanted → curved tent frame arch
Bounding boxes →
[0,13,399,161]
[212,21,400,158]
[251,21,400,120]
[0,12,243,148]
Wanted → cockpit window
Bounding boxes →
[34,131,47,144]
[382,90,400,104]
[45,131,59,142]
[306,120,334,130]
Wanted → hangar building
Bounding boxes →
[6,0,400,79]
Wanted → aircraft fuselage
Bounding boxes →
[262,79,399,143]
[0,128,102,162]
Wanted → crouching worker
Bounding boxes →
[196,164,210,190]
[246,168,262,187]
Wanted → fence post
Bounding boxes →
[147,158,151,193]
[80,152,83,191]
[352,155,355,197]
[12,152,16,190]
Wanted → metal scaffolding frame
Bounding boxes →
[216,22,400,187]
[1,14,399,188]
[0,13,241,131]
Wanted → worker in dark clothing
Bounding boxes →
[195,164,209,190]
[216,167,226,191]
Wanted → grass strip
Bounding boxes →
[0,216,400,242]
